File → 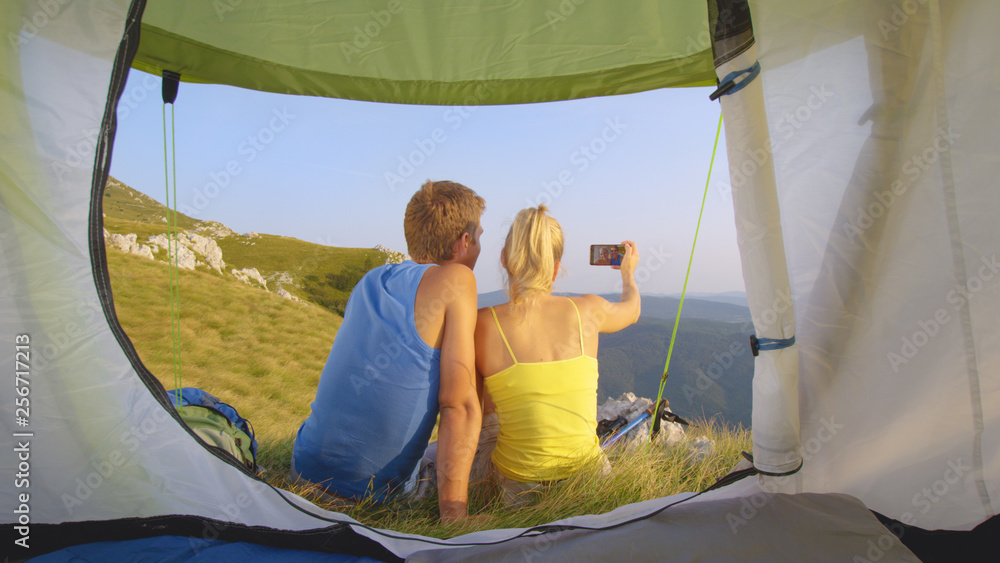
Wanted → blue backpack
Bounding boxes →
[168,387,259,473]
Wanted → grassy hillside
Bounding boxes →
[106,248,339,445]
[103,177,390,314]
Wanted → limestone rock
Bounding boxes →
[145,234,196,269]
[687,436,716,462]
[598,393,686,450]
[375,244,409,265]
[276,288,302,302]
[105,231,154,261]
[184,233,225,274]
[232,267,267,289]
[271,271,295,286]
[147,232,224,273]
[196,221,235,239]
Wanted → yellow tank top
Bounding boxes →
[484,299,603,483]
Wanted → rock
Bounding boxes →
[276,288,302,302]
[232,267,267,289]
[597,393,665,450]
[196,221,235,239]
[106,232,155,261]
[184,233,225,274]
[144,234,196,269]
[654,420,686,448]
[687,436,716,462]
[597,393,690,451]
[375,244,410,265]
[174,246,197,269]
[147,232,224,273]
[271,271,295,286]
[147,234,169,250]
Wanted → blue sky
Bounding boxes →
[110,69,744,296]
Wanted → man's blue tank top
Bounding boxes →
[292,260,440,501]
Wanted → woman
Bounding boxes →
[474,205,640,506]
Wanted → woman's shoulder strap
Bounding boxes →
[489,306,517,363]
[566,298,585,355]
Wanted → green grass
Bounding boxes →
[104,178,754,539]
[107,248,339,445]
[275,418,751,538]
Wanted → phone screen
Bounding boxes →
[590,244,625,265]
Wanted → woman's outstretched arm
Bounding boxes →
[580,240,641,333]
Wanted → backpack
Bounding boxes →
[168,387,259,473]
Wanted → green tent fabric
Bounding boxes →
[134,0,717,104]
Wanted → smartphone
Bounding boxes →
[590,244,625,266]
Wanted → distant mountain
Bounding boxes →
[598,293,750,323]
[669,291,748,308]
[598,317,753,428]
[482,290,751,323]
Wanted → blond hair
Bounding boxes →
[502,205,564,307]
[404,180,485,262]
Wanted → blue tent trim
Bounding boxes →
[2,516,401,562]
[30,535,383,563]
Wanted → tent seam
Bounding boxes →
[928,0,993,518]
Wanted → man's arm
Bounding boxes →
[435,264,482,523]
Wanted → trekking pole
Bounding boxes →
[602,407,653,450]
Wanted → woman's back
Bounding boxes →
[477,296,603,482]
[477,295,598,375]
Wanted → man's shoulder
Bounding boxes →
[421,262,476,289]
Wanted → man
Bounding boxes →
[292,180,484,523]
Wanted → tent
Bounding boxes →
[2,0,997,560]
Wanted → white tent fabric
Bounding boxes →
[0,0,996,559]
[747,0,999,530]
